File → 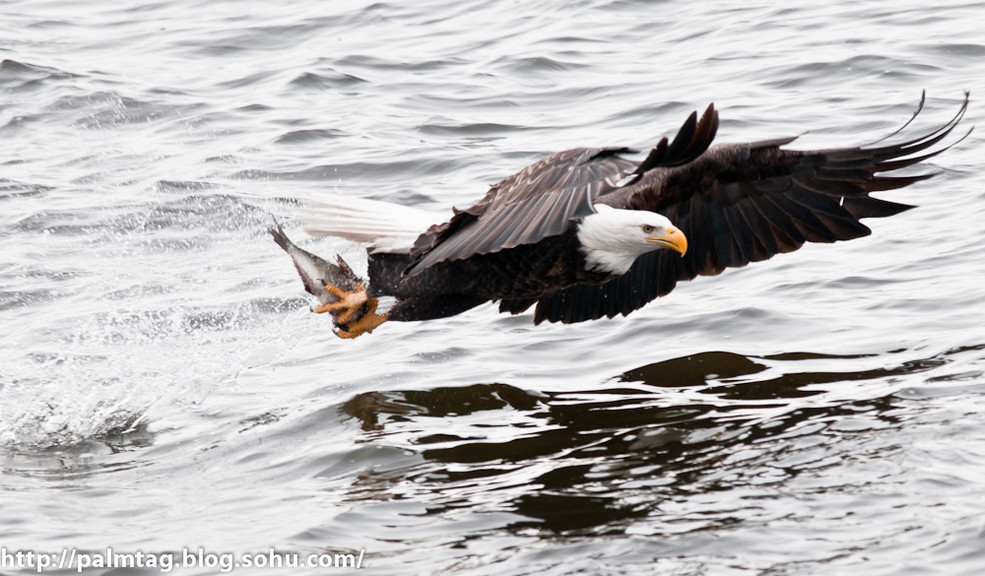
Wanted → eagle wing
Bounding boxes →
[402,147,637,276]
[504,93,969,324]
[402,106,720,276]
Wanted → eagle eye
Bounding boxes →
[641,224,656,234]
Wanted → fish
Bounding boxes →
[268,221,367,325]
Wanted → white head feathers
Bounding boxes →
[576,204,688,275]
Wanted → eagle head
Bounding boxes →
[577,204,687,275]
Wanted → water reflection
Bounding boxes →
[339,349,957,536]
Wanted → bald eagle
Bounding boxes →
[271,94,968,338]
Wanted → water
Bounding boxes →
[2,0,985,574]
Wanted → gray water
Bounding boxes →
[3,0,985,574]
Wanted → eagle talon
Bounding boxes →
[332,314,354,332]
[321,282,349,300]
[333,298,387,339]
[313,281,368,324]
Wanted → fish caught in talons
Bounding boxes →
[268,222,378,331]
[313,280,368,324]
[334,297,388,339]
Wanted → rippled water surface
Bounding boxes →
[3,0,985,574]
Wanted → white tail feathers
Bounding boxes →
[301,193,439,253]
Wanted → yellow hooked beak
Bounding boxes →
[647,225,688,256]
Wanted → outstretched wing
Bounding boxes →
[402,147,636,276]
[403,105,719,276]
[505,93,970,324]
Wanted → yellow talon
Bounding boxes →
[336,299,388,339]
[323,283,347,299]
[313,282,368,324]
[308,280,388,338]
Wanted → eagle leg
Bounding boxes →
[313,281,368,325]
[335,298,388,339]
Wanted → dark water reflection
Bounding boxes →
[339,349,964,538]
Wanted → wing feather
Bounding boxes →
[528,93,970,323]
[403,147,637,276]
[404,105,721,277]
